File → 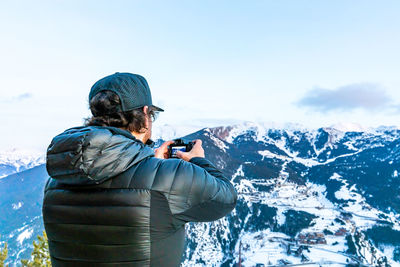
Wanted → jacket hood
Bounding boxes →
[46,126,155,185]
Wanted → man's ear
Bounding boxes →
[143,105,149,114]
[143,105,150,128]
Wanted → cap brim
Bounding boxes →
[151,105,164,112]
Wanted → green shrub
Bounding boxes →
[21,231,51,267]
[0,241,8,267]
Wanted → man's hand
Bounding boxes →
[154,140,175,159]
[176,139,205,162]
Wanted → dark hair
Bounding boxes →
[83,90,157,133]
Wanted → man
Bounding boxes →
[43,72,237,266]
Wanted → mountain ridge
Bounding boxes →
[1,123,400,266]
[0,148,45,179]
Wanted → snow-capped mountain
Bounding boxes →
[151,123,207,142]
[1,122,400,266]
[0,148,45,178]
[180,122,400,266]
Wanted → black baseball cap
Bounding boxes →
[88,72,164,115]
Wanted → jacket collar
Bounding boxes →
[101,126,155,148]
[46,125,155,185]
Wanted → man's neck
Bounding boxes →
[130,132,146,144]
[118,127,154,147]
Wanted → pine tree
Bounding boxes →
[21,231,51,267]
[0,241,8,267]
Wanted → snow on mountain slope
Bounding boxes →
[330,122,368,133]
[151,123,206,141]
[0,148,45,178]
[181,122,400,266]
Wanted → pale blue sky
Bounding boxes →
[0,1,400,151]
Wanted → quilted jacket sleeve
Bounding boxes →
[164,157,237,223]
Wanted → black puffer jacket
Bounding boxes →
[43,125,237,266]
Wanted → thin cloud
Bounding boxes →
[1,92,33,103]
[297,83,392,113]
[389,104,400,115]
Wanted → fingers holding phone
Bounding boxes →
[176,139,205,162]
[154,140,175,159]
